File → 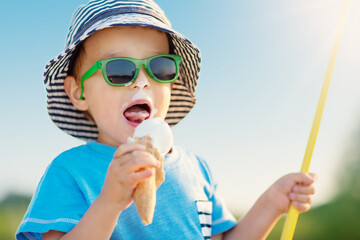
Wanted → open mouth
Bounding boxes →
[123,103,151,124]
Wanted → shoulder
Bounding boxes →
[55,143,90,159]
[51,144,90,167]
[172,145,214,183]
[51,141,115,166]
[36,144,91,183]
[45,142,107,176]
[172,145,205,165]
[45,141,115,182]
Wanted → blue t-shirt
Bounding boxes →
[16,141,236,239]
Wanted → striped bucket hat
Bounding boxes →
[44,0,201,141]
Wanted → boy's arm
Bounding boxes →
[219,173,316,240]
[212,233,224,240]
[210,194,279,240]
[221,191,282,240]
[43,143,160,240]
[43,196,121,240]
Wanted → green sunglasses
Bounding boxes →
[80,54,182,99]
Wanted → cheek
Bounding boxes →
[84,81,121,117]
[154,85,172,118]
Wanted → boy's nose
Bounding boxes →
[132,67,150,89]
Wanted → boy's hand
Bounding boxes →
[267,172,317,214]
[219,173,317,240]
[98,143,160,212]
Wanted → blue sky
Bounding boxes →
[1,0,359,213]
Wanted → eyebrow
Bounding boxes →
[100,50,165,60]
[100,51,126,60]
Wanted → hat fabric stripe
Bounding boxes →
[45,0,201,140]
[172,36,199,94]
[47,85,65,91]
[49,106,85,115]
[61,129,98,138]
[45,54,72,86]
[67,0,168,47]
[168,102,194,108]
[68,0,117,44]
[48,103,77,109]
[74,8,167,42]
[166,109,194,115]
[52,118,96,129]
[50,116,89,125]
[170,98,195,105]
[48,109,86,119]
[48,104,82,113]
[71,1,158,35]
[47,97,73,104]
[171,85,195,98]
[56,122,98,132]
[47,92,68,97]
[48,104,74,110]
[181,41,200,93]
[52,116,96,126]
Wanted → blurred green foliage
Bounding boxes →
[0,193,31,240]
[268,192,360,240]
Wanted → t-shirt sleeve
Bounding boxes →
[16,161,88,240]
[196,157,237,236]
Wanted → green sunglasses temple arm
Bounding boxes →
[80,61,102,99]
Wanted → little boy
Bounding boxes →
[17,1,316,239]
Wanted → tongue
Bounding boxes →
[124,105,150,123]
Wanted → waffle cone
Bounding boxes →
[133,135,165,225]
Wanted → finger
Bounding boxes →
[287,172,315,186]
[277,173,313,193]
[292,201,311,213]
[292,184,316,195]
[125,169,154,185]
[113,143,145,159]
[308,172,318,182]
[289,193,313,204]
[120,151,160,171]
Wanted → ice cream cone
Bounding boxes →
[133,135,165,225]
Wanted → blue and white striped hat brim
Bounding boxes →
[44,0,201,141]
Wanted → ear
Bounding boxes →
[64,76,89,111]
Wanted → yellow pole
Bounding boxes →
[280,0,350,239]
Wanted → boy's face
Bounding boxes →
[73,26,172,146]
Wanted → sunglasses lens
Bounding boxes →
[150,57,177,81]
[106,60,136,84]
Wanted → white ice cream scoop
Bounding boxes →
[131,117,173,155]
